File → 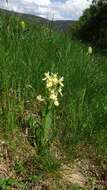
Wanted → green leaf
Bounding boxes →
[43,110,52,145]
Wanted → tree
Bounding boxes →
[92,0,107,4]
[71,0,107,48]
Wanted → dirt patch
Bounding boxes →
[59,161,87,188]
[0,137,107,190]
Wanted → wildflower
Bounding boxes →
[46,79,53,88]
[54,100,59,106]
[20,21,26,29]
[88,46,92,54]
[59,76,64,87]
[48,88,55,94]
[37,95,45,102]
[42,72,50,81]
[52,73,59,85]
[50,93,58,102]
[58,87,63,96]
[41,72,64,106]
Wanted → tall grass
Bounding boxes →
[0,12,107,158]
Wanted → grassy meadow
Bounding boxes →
[0,12,107,189]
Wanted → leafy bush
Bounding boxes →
[70,0,107,49]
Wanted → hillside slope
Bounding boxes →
[0,10,107,190]
[0,8,74,32]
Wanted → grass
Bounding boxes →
[0,11,107,189]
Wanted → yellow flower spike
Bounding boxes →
[41,72,64,106]
[36,72,64,148]
[20,21,26,29]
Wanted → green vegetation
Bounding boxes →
[70,0,107,49]
[0,10,107,189]
[0,178,24,190]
